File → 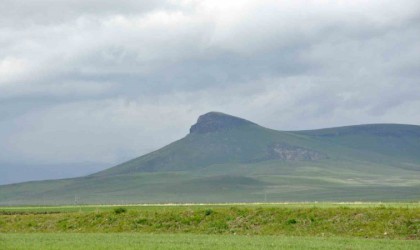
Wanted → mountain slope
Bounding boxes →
[1,112,419,205]
[94,112,328,176]
[95,112,420,176]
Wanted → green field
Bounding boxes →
[1,203,419,238]
[1,233,419,250]
[1,203,418,249]
[1,202,419,213]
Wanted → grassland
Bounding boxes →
[1,233,419,250]
[1,203,418,249]
[1,203,418,239]
[1,202,419,213]
[1,164,419,205]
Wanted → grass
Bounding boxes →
[1,204,419,239]
[1,204,418,249]
[1,233,419,250]
[1,202,419,213]
[1,169,419,205]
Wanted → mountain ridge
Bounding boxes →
[95,112,420,176]
[1,111,419,204]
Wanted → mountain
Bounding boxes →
[1,112,419,205]
[0,162,109,185]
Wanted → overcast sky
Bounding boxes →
[1,0,420,183]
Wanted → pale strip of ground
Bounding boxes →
[1,201,419,212]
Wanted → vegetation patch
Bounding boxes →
[0,205,419,239]
[113,207,127,214]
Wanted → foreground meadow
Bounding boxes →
[1,233,419,250]
[0,203,419,249]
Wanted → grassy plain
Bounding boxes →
[1,202,419,213]
[1,233,419,250]
[1,203,418,239]
[1,203,418,249]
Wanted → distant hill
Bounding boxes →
[1,112,419,205]
[0,162,109,185]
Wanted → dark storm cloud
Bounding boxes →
[1,0,420,184]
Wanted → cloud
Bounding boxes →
[0,57,28,85]
[0,0,174,26]
[0,0,420,181]
[0,97,196,164]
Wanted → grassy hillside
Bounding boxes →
[0,112,419,205]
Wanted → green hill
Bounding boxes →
[1,112,419,205]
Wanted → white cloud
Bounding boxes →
[0,57,28,85]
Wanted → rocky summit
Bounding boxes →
[189,112,255,134]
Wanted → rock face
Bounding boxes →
[267,143,326,161]
[190,112,256,134]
